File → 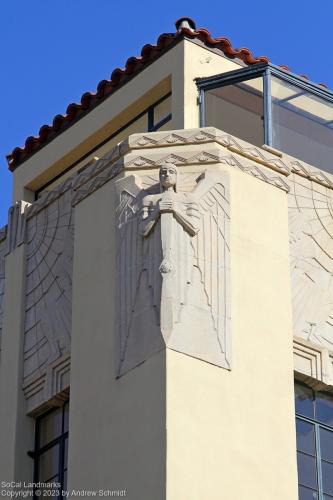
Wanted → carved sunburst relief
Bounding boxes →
[289,173,333,349]
[24,190,74,380]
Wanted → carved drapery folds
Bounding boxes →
[116,166,231,376]
[24,190,74,384]
[289,174,333,351]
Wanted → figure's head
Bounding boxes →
[159,163,178,191]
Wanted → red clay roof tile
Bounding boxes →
[6,20,325,170]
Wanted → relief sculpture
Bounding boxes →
[24,190,74,382]
[116,164,230,376]
[289,174,333,350]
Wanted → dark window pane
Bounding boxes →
[64,437,68,469]
[296,419,316,455]
[153,96,171,126]
[322,461,333,495]
[44,474,59,483]
[64,402,69,433]
[297,452,317,489]
[320,427,333,462]
[316,393,333,427]
[205,77,264,148]
[38,445,59,482]
[63,469,67,491]
[295,383,314,419]
[324,496,333,500]
[39,408,62,447]
[298,485,318,499]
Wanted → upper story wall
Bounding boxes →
[11,38,244,203]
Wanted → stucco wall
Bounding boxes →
[166,167,298,500]
[69,180,166,499]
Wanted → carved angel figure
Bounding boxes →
[116,164,230,376]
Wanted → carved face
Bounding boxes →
[159,164,177,190]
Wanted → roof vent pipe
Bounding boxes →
[175,17,196,32]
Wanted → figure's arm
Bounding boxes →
[173,202,200,236]
[140,200,160,238]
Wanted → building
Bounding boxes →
[0,16,333,500]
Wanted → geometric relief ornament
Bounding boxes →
[24,188,74,385]
[293,338,333,388]
[116,164,231,377]
[289,174,333,351]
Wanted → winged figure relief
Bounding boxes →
[116,164,230,376]
[289,176,333,349]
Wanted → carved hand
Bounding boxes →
[159,199,174,212]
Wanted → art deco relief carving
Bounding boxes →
[24,189,74,384]
[289,173,333,352]
[116,164,231,376]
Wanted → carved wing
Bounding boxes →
[192,171,231,368]
[289,176,333,348]
[24,190,74,381]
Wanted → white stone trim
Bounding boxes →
[293,337,333,389]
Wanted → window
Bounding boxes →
[198,64,333,173]
[204,77,264,147]
[36,92,172,197]
[32,402,69,498]
[295,381,333,500]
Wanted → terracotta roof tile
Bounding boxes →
[5,20,325,170]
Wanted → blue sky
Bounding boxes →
[1,0,333,227]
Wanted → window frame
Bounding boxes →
[295,381,333,499]
[31,402,69,499]
[35,92,172,198]
[196,62,333,149]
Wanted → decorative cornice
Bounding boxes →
[22,127,333,215]
[23,354,70,415]
[127,128,291,177]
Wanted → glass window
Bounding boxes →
[36,92,172,198]
[271,76,333,172]
[153,94,172,129]
[200,66,333,175]
[204,77,264,147]
[295,382,333,500]
[33,402,69,499]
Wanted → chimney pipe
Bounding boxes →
[175,17,196,32]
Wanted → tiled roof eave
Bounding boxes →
[12,22,328,171]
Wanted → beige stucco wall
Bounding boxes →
[68,150,298,499]
[183,40,242,129]
[166,167,298,500]
[12,42,184,201]
[69,180,166,499]
[12,38,243,202]
[0,245,34,481]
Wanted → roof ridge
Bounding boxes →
[6,20,326,170]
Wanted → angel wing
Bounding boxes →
[115,176,162,375]
[192,171,231,368]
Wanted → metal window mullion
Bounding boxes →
[199,89,205,128]
[315,423,324,500]
[264,68,273,147]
